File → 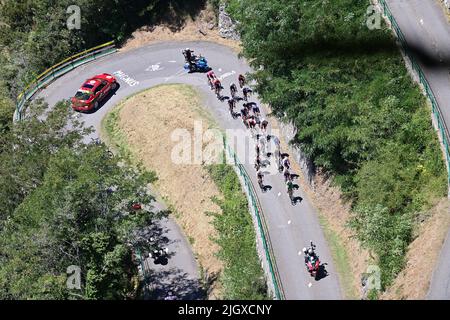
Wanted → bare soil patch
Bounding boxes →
[121,4,241,53]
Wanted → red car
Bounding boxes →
[71,73,117,111]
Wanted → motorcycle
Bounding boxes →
[306,255,321,279]
[304,241,321,279]
[184,56,211,73]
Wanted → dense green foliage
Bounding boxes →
[0,102,163,299]
[227,0,447,287]
[207,164,268,299]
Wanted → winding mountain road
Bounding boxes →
[36,41,343,300]
[384,0,450,300]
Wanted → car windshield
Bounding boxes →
[74,90,92,101]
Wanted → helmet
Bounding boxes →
[308,248,314,255]
[302,247,307,254]
[186,48,190,51]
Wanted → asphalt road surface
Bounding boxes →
[36,41,343,300]
[385,0,450,299]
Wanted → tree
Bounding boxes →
[0,99,164,299]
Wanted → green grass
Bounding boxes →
[318,215,359,299]
[207,164,269,299]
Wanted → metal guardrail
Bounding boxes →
[224,140,286,300]
[379,0,450,188]
[135,249,150,296]
[14,41,117,121]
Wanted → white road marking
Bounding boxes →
[113,70,140,87]
[168,60,177,63]
[146,63,164,72]
[218,70,236,81]
[308,282,312,288]
[298,251,302,256]
[288,220,291,225]
[218,68,222,72]
[419,18,424,25]
[164,69,186,82]
[278,192,281,197]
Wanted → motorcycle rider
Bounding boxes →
[182,48,197,71]
[303,242,318,262]
[183,48,194,63]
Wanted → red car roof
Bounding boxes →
[80,74,114,91]
[80,78,101,91]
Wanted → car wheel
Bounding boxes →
[94,101,99,110]
[111,82,118,90]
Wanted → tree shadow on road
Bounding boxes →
[145,268,206,300]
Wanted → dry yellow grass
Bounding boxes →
[382,198,450,299]
[109,84,225,299]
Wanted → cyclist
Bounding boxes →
[227,98,235,117]
[240,107,249,119]
[286,179,295,200]
[255,143,261,157]
[238,74,246,88]
[254,155,262,171]
[252,103,261,117]
[247,116,257,129]
[207,70,216,89]
[283,167,291,182]
[213,78,222,97]
[230,83,238,98]
[282,155,291,170]
[257,169,264,189]
[243,87,253,101]
[260,118,269,132]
